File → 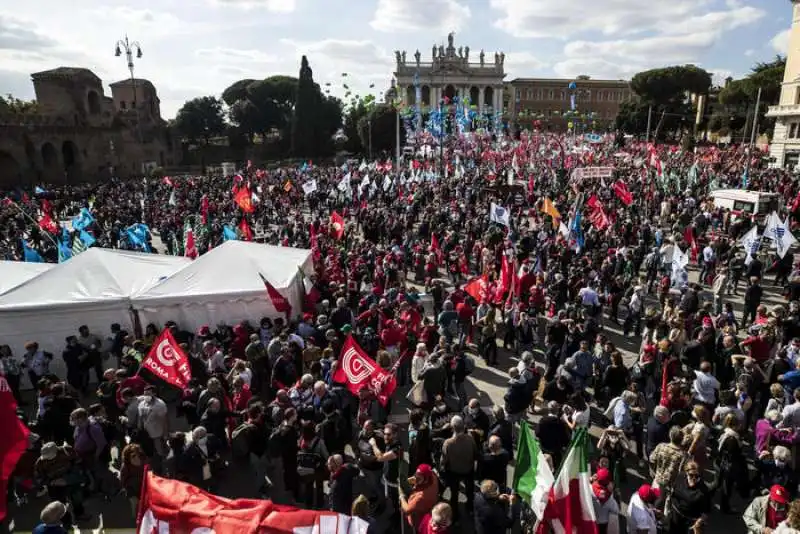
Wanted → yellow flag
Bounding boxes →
[541,197,561,228]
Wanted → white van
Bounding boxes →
[709,189,781,218]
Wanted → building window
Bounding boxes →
[791,123,799,138]
[120,101,127,109]
[526,89,533,100]
[548,89,554,100]
[515,89,521,100]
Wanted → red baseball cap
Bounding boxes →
[638,484,661,503]
[770,485,789,505]
[595,468,611,485]
[415,464,433,478]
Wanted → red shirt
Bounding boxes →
[455,302,473,322]
[742,335,771,362]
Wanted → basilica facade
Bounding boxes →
[394,33,506,115]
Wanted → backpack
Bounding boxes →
[230,422,254,460]
[464,356,476,375]
[296,438,323,476]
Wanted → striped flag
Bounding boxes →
[512,421,554,519]
[541,429,598,534]
[72,235,87,256]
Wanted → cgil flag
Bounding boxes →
[138,470,369,534]
[512,421,554,519]
[141,329,192,390]
[540,429,598,534]
[489,202,511,227]
[740,225,761,266]
[0,376,30,522]
[332,335,396,407]
[330,211,345,240]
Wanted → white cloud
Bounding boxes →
[490,0,763,40]
[745,49,755,57]
[370,0,470,33]
[194,47,279,64]
[709,68,734,87]
[772,29,790,54]
[208,0,296,12]
[504,52,549,78]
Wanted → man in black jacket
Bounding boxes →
[326,454,359,514]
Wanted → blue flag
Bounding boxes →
[22,240,43,263]
[79,230,96,248]
[223,225,238,241]
[126,223,151,252]
[570,210,585,252]
[72,208,95,232]
[34,186,46,195]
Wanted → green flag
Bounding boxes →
[512,421,554,518]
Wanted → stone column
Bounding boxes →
[431,86,438,108]
[495,86,502,113]
[478,86,485,113]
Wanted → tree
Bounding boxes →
[228,76,298,143]
[221,79,258,106]
[342,95,376,153]
[174,96,226,144]
[357,104,405,158]
[291,56,319,158]
[0,94,38,114]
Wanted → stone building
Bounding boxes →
[767,0,800,168]
[0,67,180,188]
[505,77,634,132]
[394,33,506,122]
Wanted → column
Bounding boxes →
[495,86,502,113]
[479,87,485,113]
[431,86,438,108]
[462,85,469,104]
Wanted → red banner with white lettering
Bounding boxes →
[332,335,396,406]
[137,470,368,534]
[140,329,192,390]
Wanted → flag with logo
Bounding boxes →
[22,240,43,263]
[512,421,554,518]
[141,329,192,389]
[775,216,797,259]
[540,429,598,534]
[38,213,58,234]
[302,179,318,196]
[740,225,761,266]
[234,185,255,213]
[138,471,368,534]
[259,273,292,317]
[0,376,29,522]
[330,211,345,240]
[72,207,95,232]
[332,335,396,406]
[489,202,511,227]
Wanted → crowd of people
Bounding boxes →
[4,131,800,534]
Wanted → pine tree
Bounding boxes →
[291,55,319,158]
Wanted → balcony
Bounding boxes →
[766,104,800,118]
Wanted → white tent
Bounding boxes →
[0,249,191,382]
[131,241,313,332]
[0,261,53,295]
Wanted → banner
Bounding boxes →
[138,471,368,534]
[0,377,29,522]
[332,336,396,406]
[571,166,614,181]
[141,329,192,389]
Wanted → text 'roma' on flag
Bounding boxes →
[260,273,292,317]
[137,470,369,534]
[332,335,396,407]
[0,376,30,522]
[140,329,192,390]
[540,429,598,534]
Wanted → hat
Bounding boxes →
[637,484,660,503]
[595,468,611,485]
[197,325,211,337]
[40,442,58,460]
[770,485,789,504]
[415,464,433,478]
[702,316,713,327]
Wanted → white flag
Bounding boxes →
[302,179,318,195]
[776,217,798,259]
[337,173,351,192]
[382,175,392,192]
[358,160,368,172]
[489,203,511,227]
[168,190,176,206]
[764,212,781,241]
[740,225,761,266]
[558,221,570,239]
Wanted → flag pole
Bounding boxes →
[6,199,59,248]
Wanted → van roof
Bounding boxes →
[709,189,780,202]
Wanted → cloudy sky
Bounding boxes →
[0,0,790,119]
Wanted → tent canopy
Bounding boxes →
[133,241,312,305]
[0,248,191,311]
[0,261,53,295]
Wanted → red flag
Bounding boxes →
[332,335,396,406]
[238,219,253,241]
[138,471,369,534]
[163,176,173,187]
[792,190,800,213]
[498,254,512,300]
[185,229,198,259]
[141,329,192,389]
[430,234,443,264]
[0,376,29,522]
[41,198,52,215]
[234,186,255,213]
[260,273,292,317]
[200,194,209,224]
[330,211,345,240]
[464,275,488,302]
[38,213,58,234]
[612,180,633,206]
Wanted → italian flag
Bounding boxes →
[512,421,554,519]
[541,429,598,534]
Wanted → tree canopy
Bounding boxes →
[356,103,405,158]
[0,94,39,114]
[174,96,226,144]
[630,65,712,106]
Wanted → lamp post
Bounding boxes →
[115,36,144,147]
[385,80,400,167]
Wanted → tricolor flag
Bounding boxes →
[540,429,598,534]
[512,421,554,519]
[260,273,292,317]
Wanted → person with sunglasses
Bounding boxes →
[667,461,711,534]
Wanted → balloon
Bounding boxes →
[568,82,577,90]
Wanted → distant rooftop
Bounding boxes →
[31,67,101,82]
[109,78,155,88]
[508,77,630,85]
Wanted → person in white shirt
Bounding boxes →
[627,484,659,534]
[692,361,720,407]
[591,468,620,534]
[203,341,225,375]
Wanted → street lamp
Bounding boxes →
[385,79,400,167]
[115,35,144,146]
